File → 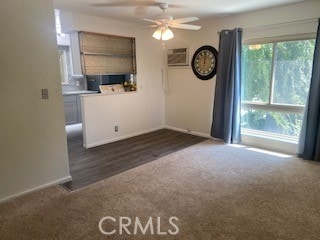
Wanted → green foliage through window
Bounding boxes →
[241,39,315,137]
[242,44,272,103]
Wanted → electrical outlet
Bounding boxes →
[114,126,119,132]
[41,89,49,99]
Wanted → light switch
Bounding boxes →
[41,89,49,99]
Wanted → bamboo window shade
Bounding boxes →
[79,32,136,75]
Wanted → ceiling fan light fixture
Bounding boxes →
[161,28,174,40]
[152,27,174,41]
[152,28,163,40]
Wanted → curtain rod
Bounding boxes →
[217,17,319,34]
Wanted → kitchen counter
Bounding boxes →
[62,90,98,96]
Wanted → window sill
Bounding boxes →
[241,129,298,154]
[242,129,298,144]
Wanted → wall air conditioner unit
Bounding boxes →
[167,48,189,67]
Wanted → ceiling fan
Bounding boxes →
[92,1,201,41]
[91,1,184,16]
[142,2,201,40]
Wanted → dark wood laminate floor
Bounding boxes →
[62,126,207,191]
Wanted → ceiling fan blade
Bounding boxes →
[91,1,154,7]
[172,17,199,24]
[135,5,147,15]
[163,3,184,8]
[91,2,133,7]
[91,1,184,8]
[142,18,161,24]
[124,24,158,29]
[170,23,202,30]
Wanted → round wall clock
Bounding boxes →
[191,45,218,80]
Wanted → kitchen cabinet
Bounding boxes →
[63,91,98,125]
[79,31,136,75]
[76,95,82,123]
[63,95,79,125]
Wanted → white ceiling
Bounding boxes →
[54,0,308,24]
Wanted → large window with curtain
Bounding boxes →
[241,37,315,142]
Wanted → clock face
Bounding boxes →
[192,45,218,80]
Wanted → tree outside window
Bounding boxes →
[241,39,315,138]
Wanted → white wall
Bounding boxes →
[163,19,220,138]
[60,12,165,147]
[0,0,70,202]
[164,0,320,152]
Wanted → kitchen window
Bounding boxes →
[241,37,315,141]
[58,49,68,85]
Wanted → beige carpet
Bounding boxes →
[1,140,320,240]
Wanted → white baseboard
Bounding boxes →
[0,175,72,204]
[165,126,211,138]
[84,126,166,148]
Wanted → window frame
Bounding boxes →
[241,34,316,140]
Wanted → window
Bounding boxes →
[241,38,315,141]
[58,49,68,85]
